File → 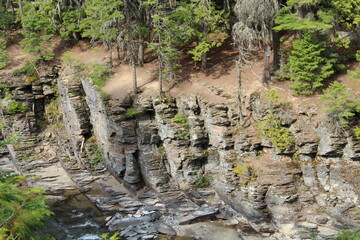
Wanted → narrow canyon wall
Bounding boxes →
[55,66,360,233]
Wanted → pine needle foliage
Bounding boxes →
[333,229,360,240]
[320,81,360,128]
[86,64,111,89]
[20,1,56,61]
[0,171,53,239]
[289,32,336,95]
[258,112,294,151]
[7,101,27,115]
[258,90,294,152]
[354,127,360,140]
[0,38,8,69]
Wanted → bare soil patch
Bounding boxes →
[3,36,359,109]
[2,43,28,75]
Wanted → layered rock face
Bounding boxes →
[57,65,360,236]
[3,65,359,239]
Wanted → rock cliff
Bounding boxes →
[1,65,360,239]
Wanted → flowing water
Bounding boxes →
[40,194,110,240]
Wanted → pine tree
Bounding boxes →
[320,81,360,127]
[289,32,335,95]
[60,7,85,40]
[0,171,53,239]
[149,7,183,95]
[81,0,123,67]
[185,0,227,69]
[19,0,57,61]
[0,37,8,69]
[274,0,333,32]
[0,0,14,31]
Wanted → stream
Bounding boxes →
[1,151,262,240]
[39,194,110,240]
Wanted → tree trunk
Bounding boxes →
[132,55,137,95]
[223,0,231,33]
[138,37,144,67]
[201,51,207,70]
[18,0,23,16]
[272,29,281,71]
[236,60,244,126]
[263,41,271,85]
[116,46,121,60]
[159,56,163,99]
[9,0,15,15]
[72,32,79,41]
[108,43,113,67]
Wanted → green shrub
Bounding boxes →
[100,232,121,240]
[13,62,37,76]
[7,101,27,115]
[258,112,293,151]
[88,144,104,166]
[348,50,360,82]
[87,64,111,89]
[0,38,8,69]
[100,91,111,100]
[12,61,39,83]
[260,89,289,109]
[333,229,360,240]
[258,90,293,152]
[0,171,53,239]
[158,144,167,157]
[60,51,85,69]
[0,83,10,99]
[176,130,190,140]
[194,174,213,188]
[289,32,337,95]
[354,127,360,140]
[0,133,19,147]
[233,163,257,185]
[320,81,360,127]
[172,114,189,126]
[125,108,141,118]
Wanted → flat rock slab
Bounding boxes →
[154,221,177,236]
[107,212,161,232]
[298,222,318,229]
[178,207,219,225]
[318,226,339,239]
[108,216,153,231]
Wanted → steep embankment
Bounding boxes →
[0,41,360,239]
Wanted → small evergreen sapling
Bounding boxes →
[257,90,294,152]
[289,32,336,95]
[354,127,360,140]
[0,38,8,69]
[320,81,360,127]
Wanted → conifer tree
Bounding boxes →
[20,0,57,61]
[186,0,227,69]
[0,171,53,239]
[81,0,123,67]
[60,7,85,40]
[149,3,186,95]
[289,32,336,95]
[0,0,14,31]
[274,0,333,32]
[0,37,8,69]
[320,81,360,128]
